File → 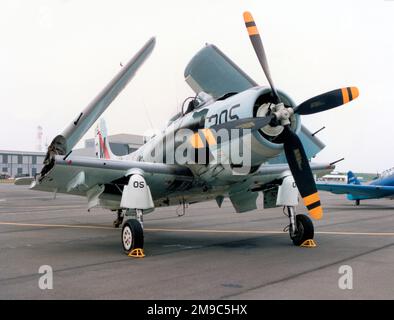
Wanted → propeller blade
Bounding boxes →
[295,87,359,115]
[210,115,274,132]
[243,11,280,103]
[282,126,323,220]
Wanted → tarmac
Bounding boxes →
[0,183,393,299]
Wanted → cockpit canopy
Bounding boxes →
[165,44,259,127]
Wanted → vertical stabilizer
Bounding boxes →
[95,119,117,160]
[347,171,361,185]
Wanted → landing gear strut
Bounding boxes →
[119,171,154,256]
[113,209,124,228]
[286,206,314,246]
[277,175,315,247]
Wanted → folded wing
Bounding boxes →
[42,37,156,173]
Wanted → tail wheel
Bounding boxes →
[121,219,144,254]
[290,214,314,246]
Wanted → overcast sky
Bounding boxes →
[1,0,393,173]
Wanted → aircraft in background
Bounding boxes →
[16,12,359,256]
[317,170,394,205]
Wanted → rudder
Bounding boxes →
[95,119,116,160]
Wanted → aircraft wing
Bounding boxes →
[37,37,156,186]
[316,182,394,198]
[256,162,333,177]
[43,37,155,163]
[225,162,333,213]
[31,156,193,198]
[62,37,155,154]
[248,162,333,188]
[184,44,257,99]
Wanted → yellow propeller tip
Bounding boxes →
[341,87,360,104]
[303,192,323,220]
[350,87,359,100]
[243,11,254,23]
[309,206,323,220]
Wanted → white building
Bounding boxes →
[0,150,45,178]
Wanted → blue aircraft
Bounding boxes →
[317,169,394,205]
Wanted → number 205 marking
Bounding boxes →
[207,104,240,125]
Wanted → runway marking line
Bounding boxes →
[0,221,394,237]
[0,221,113,230]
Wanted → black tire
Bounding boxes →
[290,214,314,246]
[121,219,144,254]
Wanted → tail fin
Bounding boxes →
[95,119,116,160]
[347,171,361,185]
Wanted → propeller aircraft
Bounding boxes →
[16,12,359,256]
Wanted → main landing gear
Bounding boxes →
[277,175,316,247]
[113,209,124,228]
[285,206,314,246]
[119,171,154,257]
[121,209,145,257]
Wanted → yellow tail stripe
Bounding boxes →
[309,206,323,220]
[341,88,350,104]
[303,192,320,207]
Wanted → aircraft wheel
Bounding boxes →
[121,219,144,254]
[290,214,314,246]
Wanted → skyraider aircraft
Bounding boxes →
[317,170,394,205]
[17,12,359,256]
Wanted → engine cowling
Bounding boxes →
[203,86,300,167]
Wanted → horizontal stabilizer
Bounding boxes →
[14,177,34,185]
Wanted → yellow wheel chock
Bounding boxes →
[300,239,317,248]
[128,248,145,258]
